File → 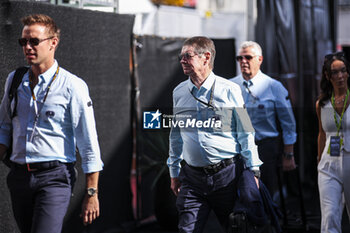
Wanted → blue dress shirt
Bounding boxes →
[230,71,297,144]
[167,72,262,178]
[0,61,103,173]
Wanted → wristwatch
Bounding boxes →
[87,187,98,197]
[283,152,294,159]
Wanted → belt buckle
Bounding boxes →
[203,167,210,175]
[203,164,219,175]
[27,164,38,172]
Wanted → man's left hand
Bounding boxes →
[282,156,296,171]
[81,194,100,225]
[283,144,296,171]
[254,176,259,189]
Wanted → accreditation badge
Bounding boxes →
[330,136,341,157]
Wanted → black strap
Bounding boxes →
[189,80,216,109]
[243,81,259,101]
[2,67,29,168]
[9,66,29,119]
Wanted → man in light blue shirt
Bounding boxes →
[168,36,262,232]
[230,41,297,196]
[0,14,103,233]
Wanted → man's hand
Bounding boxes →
[171,177,181,196]
[254,176,259,189]
[81,194,100,225]
[81,172,100,225]
[283,144,296,171]
[282,156,296,171]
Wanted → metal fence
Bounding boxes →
[20,0,119,11]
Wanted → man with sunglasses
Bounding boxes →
[230,41,297,197]
[0,14,103,233]
[168,36,263,232]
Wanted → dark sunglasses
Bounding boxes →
[18,37,53,47]
[235,55,258,62]
[178,52,199,61]
[324,51,345,61]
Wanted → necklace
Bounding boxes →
[335,96,345,104]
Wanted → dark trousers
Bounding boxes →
[256,137,280,196]
[7,162,75,233]
[176,160,243,233]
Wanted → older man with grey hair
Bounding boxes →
[168,37,263,232]
[230,41,297,197]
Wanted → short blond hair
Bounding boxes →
[21,14,60,39]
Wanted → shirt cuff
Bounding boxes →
[82,160,104,174]
[169,167,180,178]
[249,166,260,171]
[283,133,297,145]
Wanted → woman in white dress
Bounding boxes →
[316,52,350,233]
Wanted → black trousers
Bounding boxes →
[256,137,281,197]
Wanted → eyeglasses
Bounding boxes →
[178,52,200,61]
[236,55,258,62]
[324,51,345,61]
[18,37,54,47]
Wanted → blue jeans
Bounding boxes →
[176,161,242,233]
[7,162,75,233]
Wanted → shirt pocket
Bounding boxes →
[38,103,66,130]
[206,108,232,133]
[248,99,274,125]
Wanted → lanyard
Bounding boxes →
[243,81,259,102]
[189,80,215,109]
[29,66,60,141]
[331,89,349,136]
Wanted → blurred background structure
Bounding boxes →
[1,0,350,232]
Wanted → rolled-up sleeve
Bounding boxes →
[167,96,183,178]
[70,78,103,173]
[231,87,262,169]
[273,82,297,145]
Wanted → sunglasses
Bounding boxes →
[236,55,258,62]
[324,51,345,61]
[178,52,200,61]
[18,37,54,47]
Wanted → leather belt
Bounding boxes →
[11,160,71,172]
[186,157,237,175]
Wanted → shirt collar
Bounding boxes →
[36,60,59,84]
[248,70,262,86]
[187,72,215,92]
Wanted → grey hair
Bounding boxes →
[183,36,216,69]
[240,41,262,56]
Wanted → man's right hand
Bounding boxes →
[171,177,181,196]
[0,144,8,161]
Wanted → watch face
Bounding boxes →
[87,188,97,196]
